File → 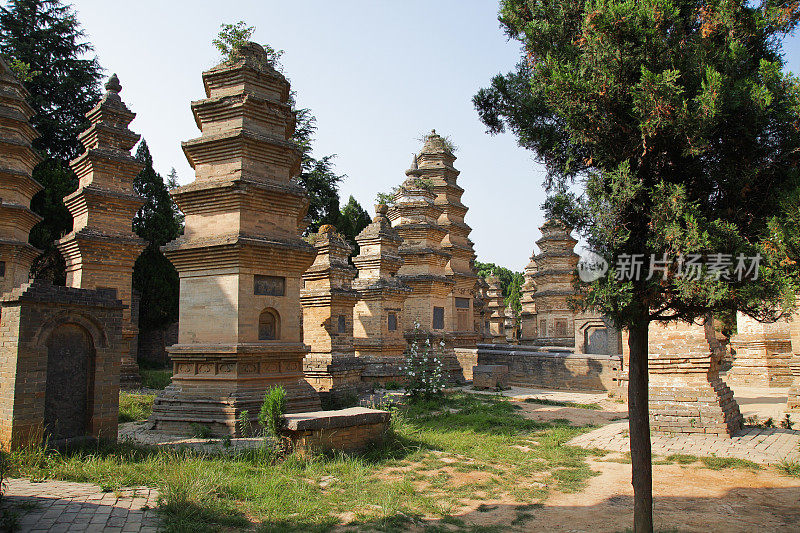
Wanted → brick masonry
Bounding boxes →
[728,312,793,387]
[472,364,509,390]
[0,282,124,449]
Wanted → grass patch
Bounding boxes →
[523,398,601,410]
[699,456,761,471]
[9,392,600,531]
[777,460,800,477]
[118,392,155,423]
[140,369,172,390]
[664,454,698,465]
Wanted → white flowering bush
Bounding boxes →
[402,322,447,401]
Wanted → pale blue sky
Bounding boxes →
[57,1,800,271]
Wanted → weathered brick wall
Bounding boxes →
[0,282,124,449]
[454,348,478,381]
[477,344,623,392]
[728,312,793,387]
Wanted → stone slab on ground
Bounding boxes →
[119,421,266,452]
[1,478,160,532]
[568,420,800,464]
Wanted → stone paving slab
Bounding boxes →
[568,420,800,464]
[1,478,160,532]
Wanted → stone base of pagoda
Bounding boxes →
[303,354,368,401]
[727,340,794,387]
[788,357,800,412]
[150,343,321,436]
[649,357,743,437]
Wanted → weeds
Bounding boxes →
[523,398,601,410]
[777,460,800,477]
[118,392,155,423]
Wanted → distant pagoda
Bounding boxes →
[406,131,479,347]
[152,43,319,435]
[0,57,42,296]
[352,204,412,384]
[56,74,145,387]
[519,250,538,344]
[485,276,507,344]
[528,220,579,347]
[301,225,363,398]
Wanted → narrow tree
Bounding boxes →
[0,0,103,282]
[336,195,372,255]
[475,1,800,530]
[132,140,183,330]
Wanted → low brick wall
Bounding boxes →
[477,344,622,392]
[473,364,509,390]
[282,407,390,455]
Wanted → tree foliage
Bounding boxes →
[0,0,104,283]
[132,140,183,330]
[475,1,800,529]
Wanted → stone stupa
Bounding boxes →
[0,57,42,296]
[151,43,320,435]
[56,74,146,388]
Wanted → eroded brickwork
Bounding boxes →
[728,312,793,387]
[648,319,743,436]
[485,276,506,344]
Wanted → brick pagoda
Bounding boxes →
[728,313,793,387]
[0,57,42,296]
[485,276,507,344]
[56,74,145,388]
[474,277,491,341]
[519,249,538,344]
[526,220,579,347]
[786,308,800,412]
[389,177,463,380]
[406,131,479,347]
[352,204,411,384]
[151,43,320,435]
[301,225,363,399]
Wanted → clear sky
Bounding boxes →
[55,1,800,271]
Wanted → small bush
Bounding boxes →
[259,386,287,438]
[237,410,254,437]
[402,323,447,402]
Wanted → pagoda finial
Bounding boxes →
[410,153,418,170]
[105,73,122,94]
[431,129,436,135]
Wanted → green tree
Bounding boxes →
[475,1,800,530]
[0,0,103,283]
[132,140,183,330]
[335,195,372,256]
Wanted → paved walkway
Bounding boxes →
[1,478,160,532]
[568,419,800,464]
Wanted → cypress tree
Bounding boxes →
[132,140,182,330]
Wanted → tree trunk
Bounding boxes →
[628,317,653,532]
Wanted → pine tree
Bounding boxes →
[475,1,800,530]
[132,140,183,330]
[336,195,372,256]
[0,0,103,283]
